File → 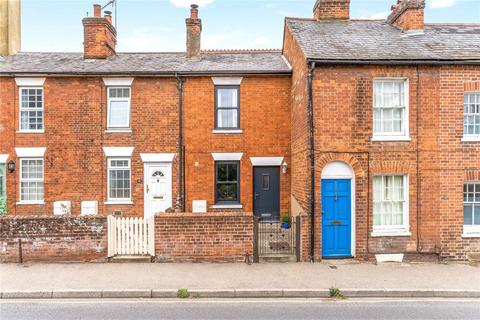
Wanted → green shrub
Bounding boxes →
[281,214,291,223]
[0,197,6,216]
[329,287,344,299]
[177,288,190,299]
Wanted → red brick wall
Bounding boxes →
[0,216,107,262]
[283,24,313,261]
[0,77,179,217]
[154,212,254,262]
[438,66,480,260]
[183,76,291,214]
[82,17,116,59]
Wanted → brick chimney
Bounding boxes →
[313,0,350,21]
[82,4,117,59]
[387,0,425,32]
[186,4,202,60]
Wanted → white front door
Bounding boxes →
[144,163,172,219]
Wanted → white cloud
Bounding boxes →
[359,11,390,20]
[202,30,274,50]
[170,0,214,8]
[430,0,457,8]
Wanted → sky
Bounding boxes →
[21,0,480,52]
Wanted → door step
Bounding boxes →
[259,254,297,263]
[109,255,153,263]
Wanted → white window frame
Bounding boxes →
[371,174,410,236]
[107,157,132,204]
[372,78,410,141]
[462,92,480,142]
[462,181,480,237]
[18,86,45,133]
[107,87,131,130]
[18,158,44,204]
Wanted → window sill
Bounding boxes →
[461,233,480,238]
[461,135,480,142]
[212,129,243,134]
[16,201,45,205]
[371,230,411,237]
[105,129,132,133]
[211,204,243,209]
[104,201,134,205]
[16,130,45,134]
[371,136,412,142]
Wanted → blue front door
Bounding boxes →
[321,179,352,258]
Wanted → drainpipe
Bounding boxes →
[175,74,185,211]
[307,61,316,262]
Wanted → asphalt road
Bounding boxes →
[1,299,479,320]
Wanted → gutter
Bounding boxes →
[175,74,185,212]
[0,71,293,77]
[307,61,316,262]
[306,59,480,66]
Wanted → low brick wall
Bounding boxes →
[154,212,254,263]
[0,216,107,263]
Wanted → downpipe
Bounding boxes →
[175,74,185,211]
[307,61,316,262]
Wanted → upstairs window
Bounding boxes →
[108,158,131,201]
[20,87,44,131]
[373,79,409,139]
[20,159,44,203]
[464,182,480,235]
[464,93,480,138]
[215,86,239,129]
[373,175,409,234]
[107,87,131,129]
[215,161,240,204]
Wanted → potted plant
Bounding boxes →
[281,214,291,229]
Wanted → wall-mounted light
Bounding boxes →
[7,160,15,173]
[282,161,288,174]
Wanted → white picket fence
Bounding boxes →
[107,215,155,257]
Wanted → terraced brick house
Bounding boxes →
[0,0,479,263]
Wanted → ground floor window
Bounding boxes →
[20,158,44,203]
[108,158,131,201]
[0,163,6,214]
[373,175,408,232]
[215,161,240,204]
[464,182,480,234]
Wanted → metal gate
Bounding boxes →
[107,216,155,257]
[253,216,300,262]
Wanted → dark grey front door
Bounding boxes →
[253,166,280,221]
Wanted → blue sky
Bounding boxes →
[22,0,480,52]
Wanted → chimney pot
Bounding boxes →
[93,4,101,17]
[190,4,199,19]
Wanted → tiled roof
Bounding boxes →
[286,18,480,63]
[0,51,292,75]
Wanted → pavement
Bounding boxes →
[0,261,479,299]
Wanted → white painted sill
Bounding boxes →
[105,129,132,133]
[16,201,45,205]
[371,136,412,142]
[104,201,134,205]
[461,233,480,238]
[212,129,243,134]
[371,230,412,237]
[211,204,243,209]
[461,135,480,142]
[16,130,45,134]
